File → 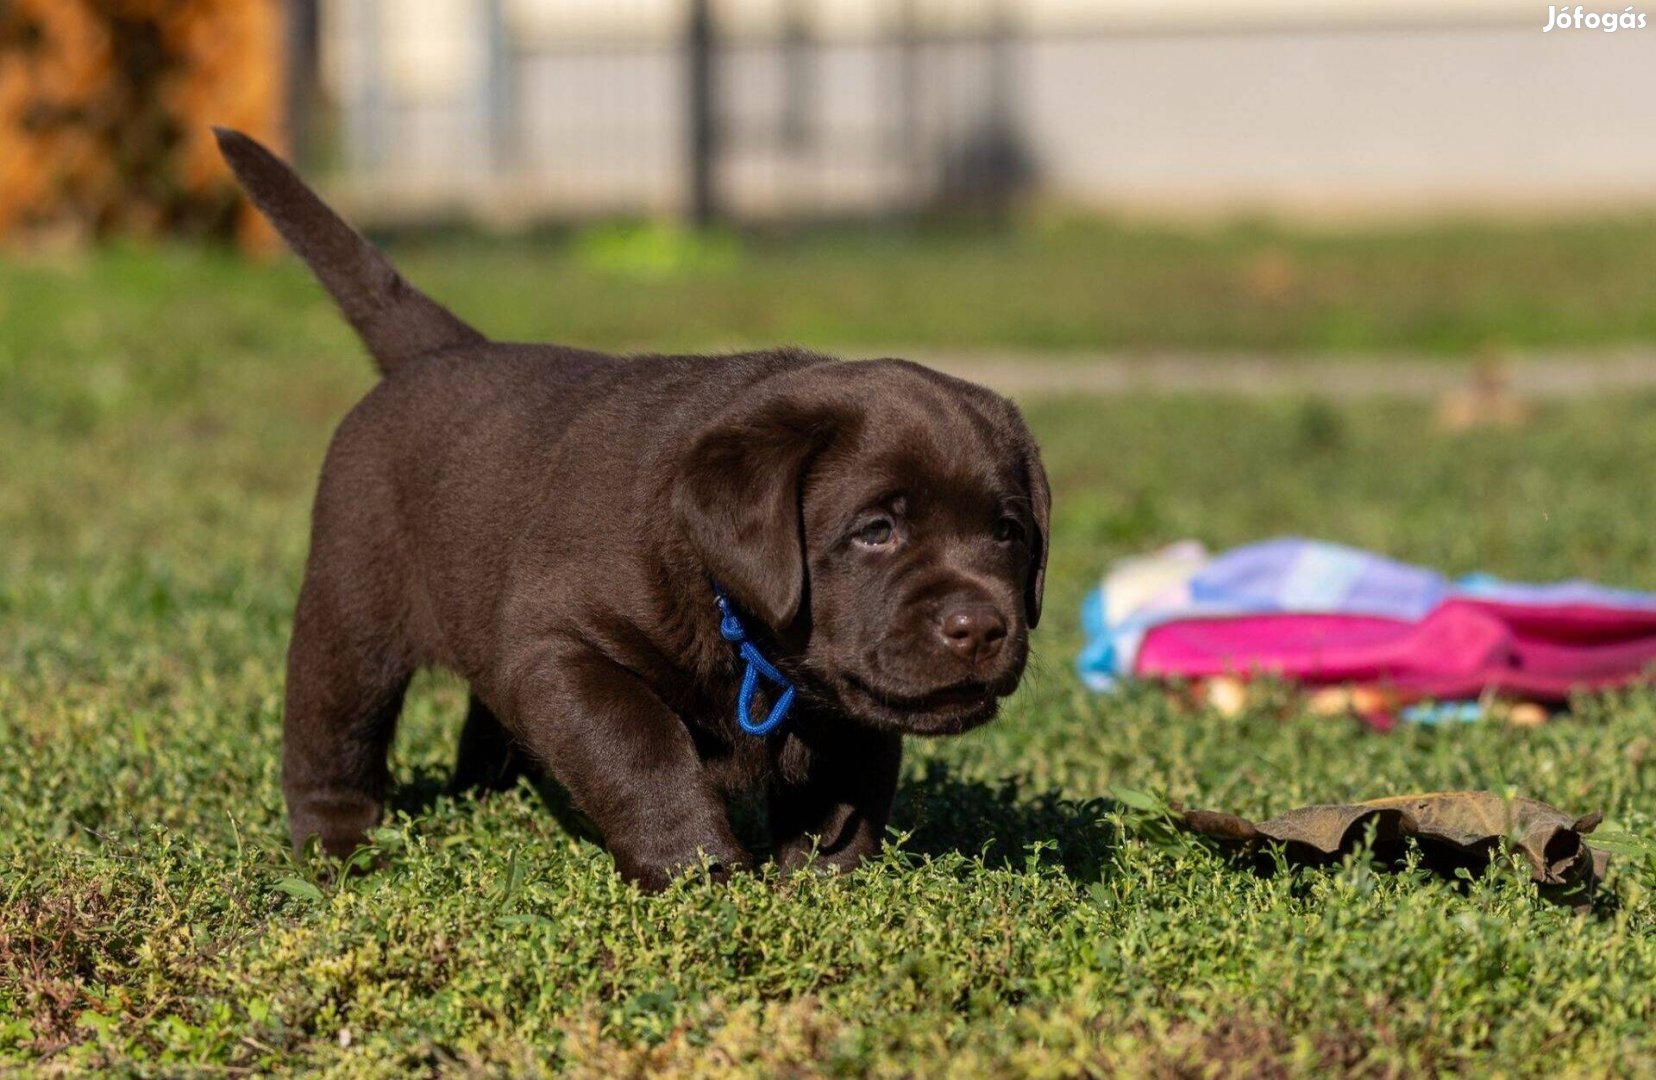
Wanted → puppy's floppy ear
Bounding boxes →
[674,395,842,630]
[1022,443,1051,629]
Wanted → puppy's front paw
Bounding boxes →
[288,790,382,861]
[615,839,751,892]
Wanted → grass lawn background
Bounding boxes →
[4,228,1656,1075]
[5,213,1656,360]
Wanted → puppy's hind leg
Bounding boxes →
[282,573,414,860]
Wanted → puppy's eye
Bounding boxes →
[993,516,1026,544]
[853,518,896,547]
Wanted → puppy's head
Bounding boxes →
[675,358,1049,735]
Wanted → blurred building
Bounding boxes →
[314,0,1656,224]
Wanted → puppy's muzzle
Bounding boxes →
[938,602,1008,671]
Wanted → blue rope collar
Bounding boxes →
[711,582,797,737]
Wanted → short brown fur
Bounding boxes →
[215,129,1049,890]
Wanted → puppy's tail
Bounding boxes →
[213,127,485,375]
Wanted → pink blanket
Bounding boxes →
[1137,598,1656,701]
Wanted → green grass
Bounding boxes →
[4,243,1656,1076]
[5,210,1656,360]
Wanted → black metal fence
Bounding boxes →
[297,0,1027,226]
[293,2,1647,226]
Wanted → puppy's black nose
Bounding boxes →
[940,604,1007,667]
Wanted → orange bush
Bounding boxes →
[0,0,281,250]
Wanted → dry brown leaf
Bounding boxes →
[1180,790,1606,887]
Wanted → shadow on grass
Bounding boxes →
[392,759,1610,909]
[890,761,1123,885]
[392,755,1120,885]
[387,765,451,821]
[388,758,608,848]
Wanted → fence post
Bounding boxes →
[780,0,813,151]
[984,0,1016,223]
[341,0,388,173]
[484,0,517,170]
[896,0,924,216]
[284,0,321,164]
[687,0,720,226]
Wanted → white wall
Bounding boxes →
[318,1,1656,220]
[1021,24,1656,216]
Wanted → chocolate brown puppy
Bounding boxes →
[215,129,1049,890]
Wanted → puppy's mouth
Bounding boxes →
[834,670,1009,735]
